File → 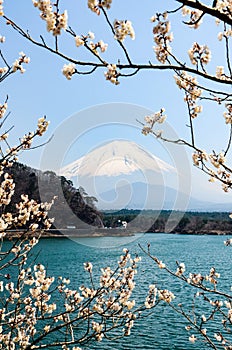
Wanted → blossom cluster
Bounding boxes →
[0,0,3,16]
[104,64,119,85]
[0,101,7,119]
[0,247,142,348]
[209,152,226,169]
[20,132,34,149]
[142,108,166,136]
[188,42,211,66]
[37,116,50,136]
[0,131,8,141]
[186,266,221,287]
[92,40,108,52]
[157,259,166,269]
[0,65,7,75]
[0,49,30,78]
[218,27,232,41]
[174,72,202,118]
[75,35,85,47]
[151,12,173,64]
[215,0,232,19]
[209,152,231,192]
[189,334,197,343]
[62,63,76,80]
[145,284,157,309]
[174,72,202,101]
[216,65,231,80]
[0,108,54,238]
[80,248,141,338]
[0,264,55,348]
[89,39,108,54]
[158,289,175,303]
[0,109,50,179]
[0,177,16,236]
[175,262,186,276]
[223,103,232,124]
[148,244,232,347]
[88,0,112,14]
[84,261,93,273]
[192,148,232,192]
[114,20,135,41]
[33,0,68,35]
[192,150,208,167]
[224,237,232,246]
[15,193,54,230]
[74,31,108,56]
[75,31,94,47]
[205,267,220,286]
[0,173,15,207]
[182,6,203,29]
[12,51,30,74]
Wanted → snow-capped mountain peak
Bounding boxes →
[59,140,174,178]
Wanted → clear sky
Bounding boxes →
[1,1,232,205]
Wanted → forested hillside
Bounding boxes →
[103,210,232,235]
[4,162,103,230]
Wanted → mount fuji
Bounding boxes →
[58,140,191,210]
[58,140,231,211]
[59,140,175,178]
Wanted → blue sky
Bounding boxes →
[1,1,232,204]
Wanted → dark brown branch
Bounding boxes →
[120,68,140,77]
[3,15,232,87]
[224,124,232,156]
[75,66,98,75]
[167,4,184,14]
[186,94,195,147]
[139,243,232,299]
[40,35,47,48]
[168,302,218,350]
[225,30,232,77]
[25,134,54,151]
[175,0,232,26]
[84,43,107,65]
[183,11,205,26]
[138,118,232,188]
[0,50,10,69]
[55,35,58,52]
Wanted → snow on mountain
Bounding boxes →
[59,140,174,178]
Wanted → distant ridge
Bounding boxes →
[98,182,232,212]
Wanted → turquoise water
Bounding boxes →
[18,234,232,349]
[5,234,232,350]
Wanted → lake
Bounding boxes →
[24,233,232,349]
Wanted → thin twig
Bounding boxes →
[186,94,195,147]
[101,7,133,65]
[224,124,232,156]
[3,16,232,87]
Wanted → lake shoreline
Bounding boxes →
[4,228,232,239]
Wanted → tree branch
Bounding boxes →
[175,0,232,25]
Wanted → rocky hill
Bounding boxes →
[4,162,103,230]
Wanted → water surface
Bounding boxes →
[31,233,232,349]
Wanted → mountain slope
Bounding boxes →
[60,140,174,178]
[4,163,103,230]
